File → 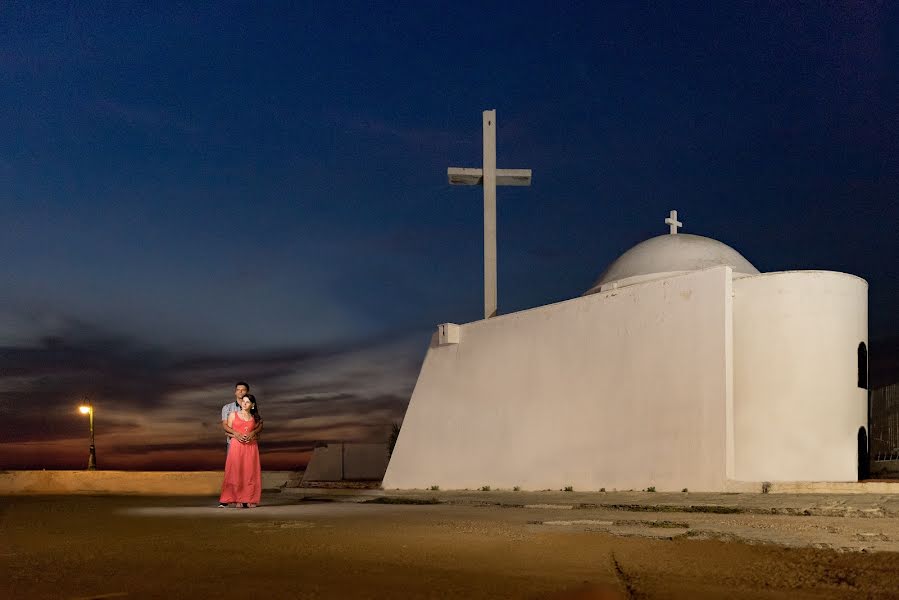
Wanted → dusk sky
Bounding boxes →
[1,2,896,470]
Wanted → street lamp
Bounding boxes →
[78,400,97,470]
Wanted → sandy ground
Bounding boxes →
[3,493,899,599]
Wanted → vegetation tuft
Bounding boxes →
[650,520,689,528]
[615,519,690,529]
[597,503,744,514]
[387,422,402,458]
[364,497,441,505]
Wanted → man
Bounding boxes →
[221,381,250,448]
[219,381,263,507]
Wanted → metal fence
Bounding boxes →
[871,383,899,462]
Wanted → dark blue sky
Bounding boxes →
[1,2,896,469]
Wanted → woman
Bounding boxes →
[219,393,262,508]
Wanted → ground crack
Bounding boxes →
[610,552,639,599]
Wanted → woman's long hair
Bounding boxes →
[245,394,262,422]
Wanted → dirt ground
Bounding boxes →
[3,493,899,599]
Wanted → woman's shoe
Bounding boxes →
[246,503,257,508]
[241,503,249,508]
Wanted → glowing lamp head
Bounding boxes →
[79,405,91,415]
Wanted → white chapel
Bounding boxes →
[384,212,869,492]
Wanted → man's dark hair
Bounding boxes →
[235,381,250,390]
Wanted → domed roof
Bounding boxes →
[585,233,759,295]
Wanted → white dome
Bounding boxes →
[585,234,759,294]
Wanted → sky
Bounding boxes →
[1,2,897,470]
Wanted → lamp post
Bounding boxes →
[78,400,97,470]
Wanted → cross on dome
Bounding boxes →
[665,210,683,234]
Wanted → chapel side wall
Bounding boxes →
[383,267,732,492]
[732,271,868,482]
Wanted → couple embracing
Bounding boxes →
[218,381,263,508]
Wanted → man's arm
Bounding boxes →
[222,420,236,438]
[222,404,234,437]
[222,409,244,442]
[224,412,247,443]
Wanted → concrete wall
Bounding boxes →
[384,267,733,492]
[0,470,296,495]
[732,271,868,482]
[871,460,899,479]
[344,443,389,480]
[301,443,389,482]
[302,445,343,481]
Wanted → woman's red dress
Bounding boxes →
[219,413,261,505]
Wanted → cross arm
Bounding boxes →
[447,167,532,186]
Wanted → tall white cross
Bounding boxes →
[665,210,683,234]
[448,110,532,319]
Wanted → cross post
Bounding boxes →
[447,110,532,319]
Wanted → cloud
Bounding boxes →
[87,97,200,136]
[335,111,475,153]
[1,309,423,469]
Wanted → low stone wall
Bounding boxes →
[0,470,298,495]
[725,479,899,494]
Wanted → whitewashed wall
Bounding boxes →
[732,271,868,482]
[384,267,733,492]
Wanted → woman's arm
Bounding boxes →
[247,419,264,440]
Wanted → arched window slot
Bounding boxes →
[858,342,868,389]
[858,426,869,481]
